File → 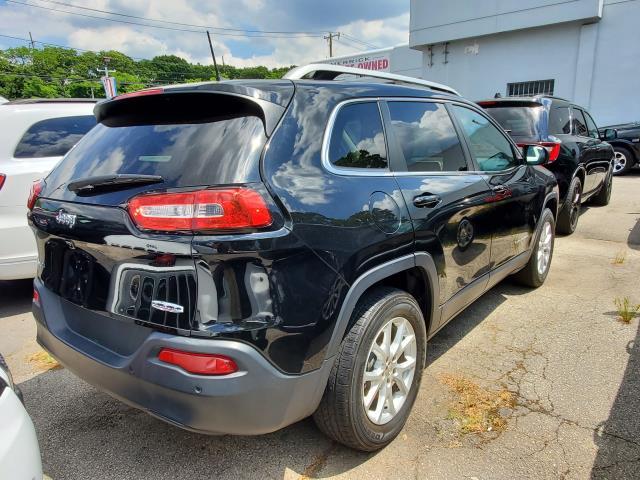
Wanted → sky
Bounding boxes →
[0,0,410,67]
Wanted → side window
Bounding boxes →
[583,111,599,139]
[548,106,571,135]
[451,105,518,172]
[14,115,96,159]
[328,102,387,169]
[387,101,468,172]
[571,108,589,137]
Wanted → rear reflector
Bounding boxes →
[0,174,5,191]
[32,289,40,305]
[518,141,561,163]
[27,179,44,210]
[158,348,238,375]
[128,188,272,232]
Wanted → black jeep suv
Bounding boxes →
[599,121,640,175]
[29,67,558,451]
[479,96,613,234]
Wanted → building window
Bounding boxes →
[507,79,555,97]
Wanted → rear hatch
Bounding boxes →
[30,83,292,353]
[478,99,546,144]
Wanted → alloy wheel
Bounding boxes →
[537,221,553,276]
[362,316,417,425]
[613,151,627,174]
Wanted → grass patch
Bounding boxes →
[27,350,61,371]
[612,251,627,265]
[439,373,515,434]
[614,297,640,324]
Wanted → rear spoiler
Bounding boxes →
[94,84,291,136]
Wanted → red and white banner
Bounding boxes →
[101,76,118,99]
[328,53,391,72]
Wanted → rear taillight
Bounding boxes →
[27,179,44,210]
[158,348,238,375]
[128,188,272,232]
[32,289,40,306]
[518,141,561,163]
[0,174,5,191]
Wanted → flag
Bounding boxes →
[101,76,118,99]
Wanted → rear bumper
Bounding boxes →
[33,280,332,435]
[0,207,37,279]
[0,256,36,280]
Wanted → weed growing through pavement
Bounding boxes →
[612,251,627,265]
[439,373,515,434]
[614,297,640,323]
[27,350,61,371]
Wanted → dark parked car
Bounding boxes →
[29,65,558,452]
[478,96,613,234]
[599,121,640,175]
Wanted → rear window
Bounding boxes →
[14,115,96,158]
[45,114,267,192]
[481,105,543,137]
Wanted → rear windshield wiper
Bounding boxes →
[68,174,164,194]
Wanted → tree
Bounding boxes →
[0,45,296,99]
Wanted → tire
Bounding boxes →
[591,169,613,206]
[313,287,427,451]
[513,208,555,288]
[612,146,634,176]
[556,177,582,235]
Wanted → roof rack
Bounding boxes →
[283,63,460,96]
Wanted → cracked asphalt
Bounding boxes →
[1,174,639,480]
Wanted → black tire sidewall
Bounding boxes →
[349,294,426,448]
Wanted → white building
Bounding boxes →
[320,0,640,126]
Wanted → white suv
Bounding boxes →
[0,99,96,280]
[0,353,43,480]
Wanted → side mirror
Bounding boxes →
[522,144,549,166]
[602,128,617,141]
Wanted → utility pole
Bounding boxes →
[206,31,221,81]
[96,56,116,78]
[28,31,35,49]
[324,32,340,57]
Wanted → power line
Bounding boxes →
[341,33,380,50]
[37,0,327,36]
[335,37,368,52]
[5,0,324,38]
[0,33,145,60]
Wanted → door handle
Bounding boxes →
[413,193,441,208]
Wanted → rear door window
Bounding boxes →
[328,102,388,169]
[548,107,571,135]
[572,108,589,137]
[387,101,468,172]
[451,105,519,172]
[14,115,96,158]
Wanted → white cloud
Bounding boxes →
[0,1,410,68]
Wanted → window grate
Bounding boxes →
[507,79,554,97]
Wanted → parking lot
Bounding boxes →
[1,174,639,480]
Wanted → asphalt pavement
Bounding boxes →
[2,174,639,480]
